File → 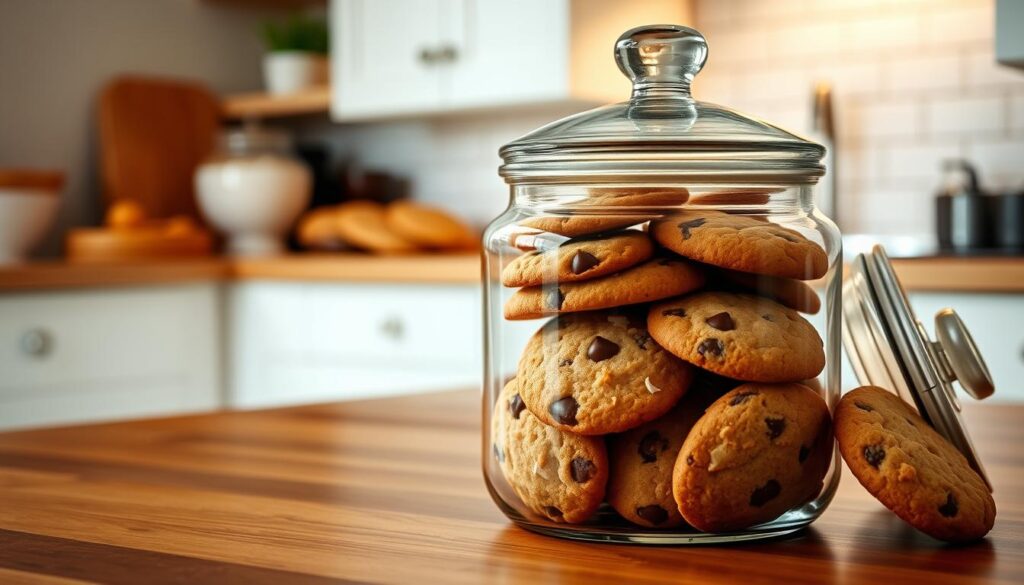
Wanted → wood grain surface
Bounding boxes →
[0,390,1019,584]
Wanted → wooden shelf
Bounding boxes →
[221,86,330,120]
[231,253,480,284]
[0,259,229,292]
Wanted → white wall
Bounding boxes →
[692,0,1024,235]
[0,0,274,255]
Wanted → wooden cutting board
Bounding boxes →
[98,76,221,221]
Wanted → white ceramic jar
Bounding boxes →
[195,128,311,256]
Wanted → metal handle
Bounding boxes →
[419,47,439,64]
[20,328,53,358]
[419,45,458,65]
[379,317,404,341]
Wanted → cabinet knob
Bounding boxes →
[419,47,438,64]
[379,317,405,341]
[437,45,458,63]
[20,328,53,358]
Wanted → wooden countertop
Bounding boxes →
[1,254,1023,293]
[0,390,1018,584]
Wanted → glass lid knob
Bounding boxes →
[934,309,995,400]
[615,24,708,97]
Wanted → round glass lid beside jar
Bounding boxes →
[482,25,842,544]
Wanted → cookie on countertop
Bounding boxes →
[491,379,608,523]
[384,200,477,250]
[651,210,828,280]
[674,383,833,533]
[607,377,730,528]
[335,200,418,254]
[521,189,690,237]
[835,386,995,543]
[648,292,825,383]
[296,206,346,251]
[501,230,654,288]
[504,258,705,320]
[715,268,821,314]
[517,310,695,435]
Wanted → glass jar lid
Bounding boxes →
[843,245,995,491]
[499,24,825,185]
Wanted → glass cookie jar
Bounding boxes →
[481,25,842,544]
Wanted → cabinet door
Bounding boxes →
[331,0,443,119]
[445,0,569,108]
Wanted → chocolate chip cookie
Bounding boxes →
[607,380,728,528]
[517,311,695,435]
[651,210,829,280]
[504,258,706,320]
[835,386,995,542]
[501,231,654,288]
[492,379,608,523]
[674,383,833,533]
[715,268,821,314]
[648,292,825,382]
[521,189,690,237]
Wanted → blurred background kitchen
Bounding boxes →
[1,0,1022,430]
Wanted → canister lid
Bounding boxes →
[499,25,825,185]
[842,245,994,490]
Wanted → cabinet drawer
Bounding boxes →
[229,282,481,407]
[0,285,221,428]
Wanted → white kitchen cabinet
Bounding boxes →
[229,281,486,407]
[330,0,690,120]
[0,284,222,430]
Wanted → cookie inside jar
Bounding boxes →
[483,24,840,544]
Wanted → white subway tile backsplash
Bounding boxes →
[966,139,1024,189]
[845,15,922,53]
[885,142,962,179]
[814,61,883,96]
[924,2,994,47]
[854,101,923,138]
[964,50,1024,89]
[926,95,1005,135]
[885,53,962,93]
[1011,95,1024,131]
[770,21,843,59]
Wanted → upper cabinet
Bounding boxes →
[330,0,691,121]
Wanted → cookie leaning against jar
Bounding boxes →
[521,188,690,237]
[517,310,695,435]
[835,386,995,543]
[491,379,609,524]
[648,291,825,383]
[651,209,828,280]
[607,375,735,528]
[501,230,654,287]
[674,383,833,533]
[504,257,705,320]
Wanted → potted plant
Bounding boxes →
[261,15,329,95]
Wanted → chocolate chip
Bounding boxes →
[678,218,707,240]
[863,444,886,468]
[558,358,573,367]
[765,417,786,439]
[750,479,781,507]
[632,331,652,350]
[509,393,526,419]
[571,458,597,483]
[938,493,959,518]
[543,506,563,518]
[706,311,735,331]
[587,336,620,362]
[697,338,724,357]
[638,431,668,463]
[662,308,687,317]
[798,445,810,463]
[729,391,757,406]
[493,444,504,463]
[686,454,695,466]
[854,401,873,412]
[549,397,579,426]
[544,287,565,310]
[761,314,773,321]
[636,505,669,525]
[570,250,600,274]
